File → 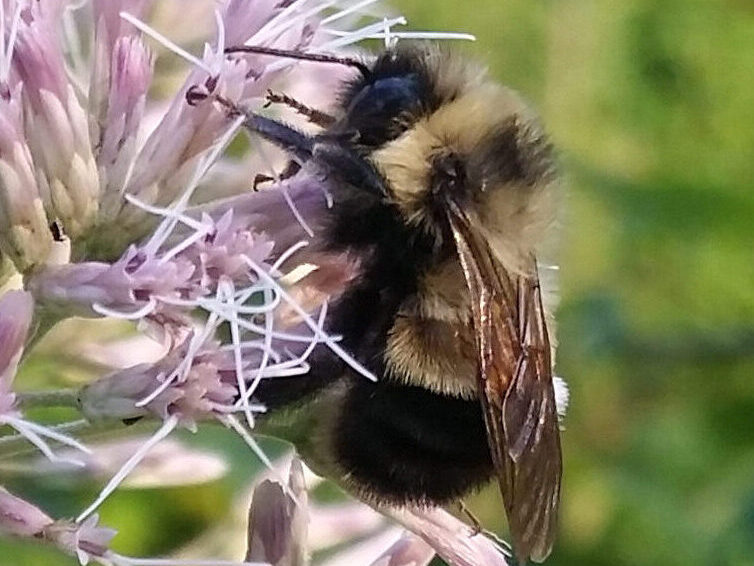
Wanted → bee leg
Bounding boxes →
[265,90,336,128]
[252,173,274,191]
[252,161,302,191]
[458,500,484,535]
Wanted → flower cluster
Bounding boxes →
[0,1,513,565]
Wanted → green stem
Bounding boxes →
[15,388,80,409]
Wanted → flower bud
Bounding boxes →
[0,290,33,417]
[246,458,309,566]
[95,35,154,220]
[0,487,53,538]
[13,9,100,240]
[0,84,53,271]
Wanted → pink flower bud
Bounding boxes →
[0,290,33,417]
[0,487,53,538]
[13,7,100,239]
[0,83,52,271]
[97,36,154,216]
[246,458,309,566]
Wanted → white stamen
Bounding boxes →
[237,300,327,406]
[163,291,282,316]
[1,0,24,79]
[4,416,92,454]
[217,321,333,344]
[125,194,211,242]
[2,416,90,467]
[383,31,475,41]
[76,415,179,523]
[212,8,226,73]
[383,17,394,49]
[156,222,213,265]
[323,29,477,42]
[249,135,315,237]
[281,183,315,237]
[246,0,313,45]
[219,278,256,428]
[251,363,311,379]
[221,414,301,506]
[270,240,309,274]
[254,0,340,45]
[243,256,377,381]
[321,0,382,25]
[135,113,245,260]
[92,298,157,321]
[120,11,213,74]
[320,17,406,50]
[247,286,273,401]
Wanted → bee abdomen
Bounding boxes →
[334,378,494,504]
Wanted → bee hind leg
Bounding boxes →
[458,500,484,535]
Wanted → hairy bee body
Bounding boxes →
[237,44,561,561]
[259,170,495,503]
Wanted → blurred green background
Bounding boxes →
[2,0,754,564]
[429,0,754,564]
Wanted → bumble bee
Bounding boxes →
[201,43,563,563]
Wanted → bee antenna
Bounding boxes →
[225,45,370,76]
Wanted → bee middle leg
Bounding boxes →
[252,161,302,190]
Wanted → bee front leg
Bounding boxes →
[265,90,336,128]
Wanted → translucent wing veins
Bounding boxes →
[448,203,562,564]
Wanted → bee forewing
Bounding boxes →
[448,203,562,564]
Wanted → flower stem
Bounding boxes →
[15,388,79,409]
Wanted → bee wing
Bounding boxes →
[448,204,562,564]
